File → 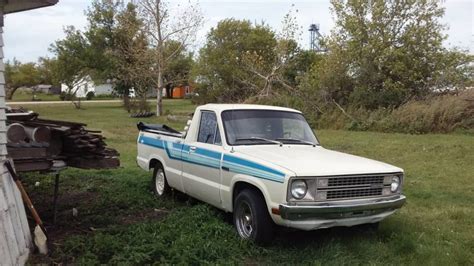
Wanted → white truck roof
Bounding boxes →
[198,104,301,113]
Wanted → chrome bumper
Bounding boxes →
[279,195,406,221]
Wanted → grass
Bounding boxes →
[10,100,473,265]
[9,91,121,102]
[10,91,61,101]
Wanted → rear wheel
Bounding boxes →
[152,165,170,197]
[233,189,274,245]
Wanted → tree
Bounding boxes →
[4,59,41,99]
[193,19,277,103]
[37,57,60,86]
[137,0,203,116]
[114,2,153,112]
[84,0,121,83]
[239,8,306,100]
[312,0,457,109]
[162,40,194,98]
[50,26,90,108]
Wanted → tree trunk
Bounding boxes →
[5,86,17,100]
[156,70,163,116]
[166,83,173,99]
[123,88,131,113]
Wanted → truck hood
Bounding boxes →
[234,145,403,176]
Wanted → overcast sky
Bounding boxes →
[4,0,473,62]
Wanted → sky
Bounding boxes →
[3,0,473,63]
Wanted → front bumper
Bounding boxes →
[279,195,406,221]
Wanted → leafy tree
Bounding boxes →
[50,26,89,108]
[37,57,60,86]
[4,59,41,99]
[193,19,277,103]
[162,40,194,98]
[114,2,153,112]
[308,0,460,109]
[84,0,121,82]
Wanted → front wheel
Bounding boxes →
[233,189,274,245]
[152,165,170,197]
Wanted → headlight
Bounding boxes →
[391,176,400,192]
[291,180,307,199]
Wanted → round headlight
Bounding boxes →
[391,176,400,192]
[291,180,307,199]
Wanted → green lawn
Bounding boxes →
[9,91,120,102]
[10,91,61,101]
[11,100,473,265]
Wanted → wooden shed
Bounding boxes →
[172,85,192,99]
[0,1,59,265]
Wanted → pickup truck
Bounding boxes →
[137,104,406,244]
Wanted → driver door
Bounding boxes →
[182,110,223,207]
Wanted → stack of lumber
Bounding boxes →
[6,109,120,172]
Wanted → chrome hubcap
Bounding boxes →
[236,201,253,238]
[155,169,165,195]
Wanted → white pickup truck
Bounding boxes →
[137,104,406,244]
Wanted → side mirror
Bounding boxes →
[186,120,192,126]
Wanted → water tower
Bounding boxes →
[309,23,324,52]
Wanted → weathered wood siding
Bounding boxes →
[0,165,32,265]
[0,23,32,265]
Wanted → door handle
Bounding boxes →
[189,146,197,152]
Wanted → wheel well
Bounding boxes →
[232,181,266,209]
[149,158,163,170]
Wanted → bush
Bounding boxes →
[60,92,74,101]
[262,90,474,134]
[86,91,95,100]
[388,90,474,134]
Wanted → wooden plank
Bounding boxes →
[1,172,26,254]
[0,165,32,265]
[0,208,14,266]
[4,165,32,251]
[14,159,52,172]
[7,147,47,159]
[0,180,21,264]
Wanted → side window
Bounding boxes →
[197,111,221,145]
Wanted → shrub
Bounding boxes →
[262,90,474,134]
[60,92,74,101]
[389,90,474,134]
[86,91,95,100]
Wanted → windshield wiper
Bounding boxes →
[235,137,283,146]
[275,138,317,146]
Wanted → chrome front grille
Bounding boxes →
[327,176,384,187]
[315,175,389,201]
[326,187,383,199]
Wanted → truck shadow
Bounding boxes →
[272,224,379,248]
[173,194,382,248]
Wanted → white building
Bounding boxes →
[61,75,114,98]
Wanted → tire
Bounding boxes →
[152,165,170,197]
[233,189,274,245]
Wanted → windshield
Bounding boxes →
[221,110,318,146]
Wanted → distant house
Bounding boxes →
[35,84,61,94]
[61,76,114,98]
[95,84,114,95]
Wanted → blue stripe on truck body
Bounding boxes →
[139,135,285,183]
